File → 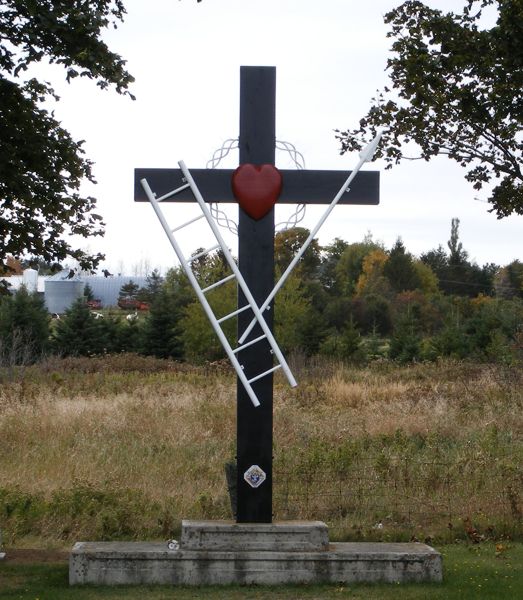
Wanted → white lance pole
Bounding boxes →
[239,131,383,345]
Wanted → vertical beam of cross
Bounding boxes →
[236,67,276,523]
[134,66,380,525]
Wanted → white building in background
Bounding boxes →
[44,278,85,314]
[1,270,148,314]
[0,269,45,294]
[44,272,148,313]
[80,275,148,307]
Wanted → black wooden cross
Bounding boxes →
[134,66,379,523]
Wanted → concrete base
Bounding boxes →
[70,538,442,586]
[181,519,329,552]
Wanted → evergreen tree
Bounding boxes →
[464,296,522,359]
[53,298,105,356]
[0,286,49,364]
[0,280,11,296]
[364,323,384,360]
[137,269,164,303]
[142,287,183,359]
[318,317,364,362]
[118,280,140,301]
[389,311,422,363]
[421,219,491,297]
[117,319,143,354]
[421,245,448,286]
[83,283,95,301]
[430,300,471,359]
[340,316,365,362]
[431,320,470,359]
[383,238,421,292]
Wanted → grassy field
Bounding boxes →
[0,354,521,547]
[0,544,522,599]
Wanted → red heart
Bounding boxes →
[231,164,282,220]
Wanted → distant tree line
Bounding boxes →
[1,220,521,367]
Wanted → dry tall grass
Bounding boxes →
[0,354,521,546]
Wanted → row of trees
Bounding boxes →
[1,1,522,277]
[1,221,521,366]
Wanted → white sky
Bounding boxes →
[40,0,520,274]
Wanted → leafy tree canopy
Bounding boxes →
[0,0,134,272]
[336,0,523,217]
[274,227,321,280]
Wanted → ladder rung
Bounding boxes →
[217,304,251,324]
[188,244,220,262]
[157,183,191,202]
[172,214,205,233]
[248,365,282,385]
[201,274,236,293]
[233,334,267,354]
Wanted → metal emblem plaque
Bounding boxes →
[244,465,266,488]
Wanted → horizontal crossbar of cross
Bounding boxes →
[134,169,379,205]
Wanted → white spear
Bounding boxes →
[238,131,383,345]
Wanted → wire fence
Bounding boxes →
[272,455,522,540]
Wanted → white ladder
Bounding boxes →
[140,160,297,408]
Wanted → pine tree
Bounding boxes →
[118,319,143,354]
[118,280,140,301]
[53,298,105,356]
[83,283,95,301]
[383,238,421,292]
[389,311,422,363]
[365,323,383,360]
[0,286,50,364]
[141,287,183,359]
[137,269,164,303]
[340,316,365,362]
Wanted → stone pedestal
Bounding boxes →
[181,519,329,551]
[70,520,442,586]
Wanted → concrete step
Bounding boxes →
[181,519,329,552]
[70,540,442,586]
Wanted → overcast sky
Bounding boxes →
[40,0,520,274]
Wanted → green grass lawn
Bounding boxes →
[0,543,521,600]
